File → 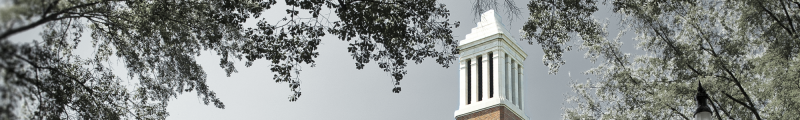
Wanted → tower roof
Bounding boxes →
[458,10,526,60]
[460,10,515,46]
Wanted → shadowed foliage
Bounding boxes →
[0,0,458,119]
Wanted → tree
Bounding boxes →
[0,0,459,119]
[470,0,522,21]
[521,0,799,119]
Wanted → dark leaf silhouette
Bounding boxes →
[0,0,458,119]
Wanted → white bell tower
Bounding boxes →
[454,10,529,120]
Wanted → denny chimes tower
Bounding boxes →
[454,10,529,120]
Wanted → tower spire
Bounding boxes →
[694,81,713,120]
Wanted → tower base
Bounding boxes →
[455,106,522,120]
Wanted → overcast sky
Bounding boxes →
[7,0,636,119]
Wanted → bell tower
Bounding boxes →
[454,10,529,120]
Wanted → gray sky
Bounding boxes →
[7,0,634,119]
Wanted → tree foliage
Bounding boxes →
[521,0,799,119]
[470,0,522,21]
[0,0,458,119]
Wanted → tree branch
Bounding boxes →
[688,24,759,119]
[710,95,734,120]
[722,92,762,120]
[781,0,796,35]
[652,24,704,78]
[42,0,61,18]
[0,16,56,40]
[761,4,796,38]
[691,24,720,57]
[794,1,800,10]
[654,22,762,120]
[346,0,401,5]
[708,95,724,120]
[12,54,96,95]
[0,1,101,40]
[669,106,690,120]
[718,60,760,118]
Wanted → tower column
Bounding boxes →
[510,59,516,105]
[514,63,520,107]
[480,53,487,101]
[493,51,502,100]
[504,54,510,101]
[460,60,466,106]
[519,65,524,110]
[470,57,477,104]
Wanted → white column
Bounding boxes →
[470,57,477,104]
[459,60,466,106]
[492,52,500,100]
[481,53,488,101]
[511,59,516,105]
[516,63,522,109]
[504,54,510,101]
[519,65,524,110]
